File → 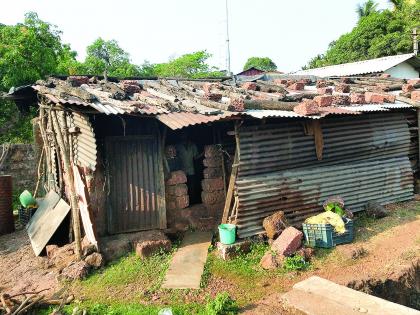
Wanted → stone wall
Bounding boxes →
[0,144,37,194]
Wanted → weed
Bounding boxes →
[205,292,239,315]
[283,255,309,271]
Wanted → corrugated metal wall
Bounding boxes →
[235,112,414,238]
[70,112,97,171]
[105,136,166,234]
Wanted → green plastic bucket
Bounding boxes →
[218,224,236,245]
[19,190,37,208]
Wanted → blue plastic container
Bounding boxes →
[302,218,354,248]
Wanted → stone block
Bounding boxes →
[61,261,90,280]
[402,84,415,93]
[316,80,328,88]
[365,92,395,104]
[241,82,257,91]
[166,184,188,196]
[408,78,420,85]
[271,226,303,256]
[166,170,187,185]
[288,82,305,91]
[216,240,251,260]
[166,195,189,210]
[204,145,222,158]
[203,157,222,168]
[317,87,333,95]
[84,252,104,269]
[260,251,285,270]
[332,94,350,105]
[201,178,224,192]
[263,211,288,239]
[203,167,223,179]
[201,190,225,205]
[135,239,172,259]
[412,91,420,102]
[293,99,319,116]
[313,95,333,107]
[350,93,366,104]
[380,73,391,78]
[335,83,350,93]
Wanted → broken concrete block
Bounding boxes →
[262,211,288,239]
[84,252,104,269]
[350,93,366,104]
[61,261,90,280]
[166,171,187,186]
[216,240,251,260]
[166,184,188,196]
[135,239,172,259]
[412,91,420,102]
[201,178,224,192]
[335,83,350,93]
[271,226,303,256]
[293,99,319,116]
[313,95,333,107]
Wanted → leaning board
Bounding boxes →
[27,190,71,256]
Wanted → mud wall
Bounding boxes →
[0,144,37,194]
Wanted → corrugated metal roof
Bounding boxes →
[292,53,416,77]
[156,112,238,130]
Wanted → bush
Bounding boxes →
[205,292,239,315]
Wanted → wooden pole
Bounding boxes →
[51,110,82,259]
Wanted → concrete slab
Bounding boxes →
[162,231,212,289]
[284,276,419,315]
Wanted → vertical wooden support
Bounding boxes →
[51,110,82,259]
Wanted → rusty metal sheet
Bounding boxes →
[234,112,414,238]
[70,112,97,171]
[105,135,166,234]
[27,191,71,256]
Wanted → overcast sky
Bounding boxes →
[2,0,392,73]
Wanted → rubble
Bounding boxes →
[271,227,303,256]
[262,211,288,239]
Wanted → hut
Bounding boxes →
[6,75,420,247]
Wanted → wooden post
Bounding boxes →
[51,110,82,259]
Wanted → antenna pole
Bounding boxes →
[225,0,232,76]
[413,28,418,56]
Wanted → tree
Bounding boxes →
[154,51,223,78]
[82,38,141,79]
[304,0,419,69]
[243,57,277,72]
[356,0,379,19]
[388,0,405,10]
[0,12,65,90]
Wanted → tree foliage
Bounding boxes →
[356,0,379,18]
[154,51,224,78]
[305,1,419,69]
[243,57,277,71]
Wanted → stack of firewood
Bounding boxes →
[0,290,73,315]
[201,145,226,217]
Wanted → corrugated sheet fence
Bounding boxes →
[235,112,414,238]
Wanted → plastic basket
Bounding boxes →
[302,218,354,248]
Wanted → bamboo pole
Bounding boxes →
[51,110,82,259]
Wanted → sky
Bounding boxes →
[1,0,392,73]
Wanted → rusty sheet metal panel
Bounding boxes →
[235,112,414,238]
[70,113,97,171]
[105,136,166,234]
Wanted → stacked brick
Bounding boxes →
[165,170,189,210]
[201,145,225,216]
[0,175,14,236]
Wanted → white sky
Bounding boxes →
[2,0,392,73]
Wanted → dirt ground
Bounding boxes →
[0,201,419,314]
[0,229,59,297]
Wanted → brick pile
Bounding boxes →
[166,170,189,210]
[0,175,14,236]
[201,145,225,216]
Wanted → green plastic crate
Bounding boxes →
[302,218,354,248]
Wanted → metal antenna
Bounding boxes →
[225,0,232,76]
[413,28,418,56]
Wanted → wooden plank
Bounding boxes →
[222,150,239,224]
[27,191,71,256]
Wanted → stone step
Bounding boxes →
[282,276,420,315]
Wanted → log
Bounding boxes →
[396,95,420,107]
[284,93,319,101]
[255,80,287,94]
[244,100,299,110]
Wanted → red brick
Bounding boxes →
[412,91,420,102]
[293,99,319,116]
[288,82,305,91]
[202,178,224,192]
[166,171,187,185]
[241,82,257,91]
[317,87,333,95]
[271,226,303,256]
[332,94,350,105]
[201,190,225,205]
[203,167,223,179]
[335,83,350,93]
[408,79,420,85]
[316,80,328,88]
[166,195,189,209]
[228,97,245,111]
[313,95,333,107]
[166,184,188,196]
[365,92,395,104]
[350,93,366,104]
[402,84,415,93]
